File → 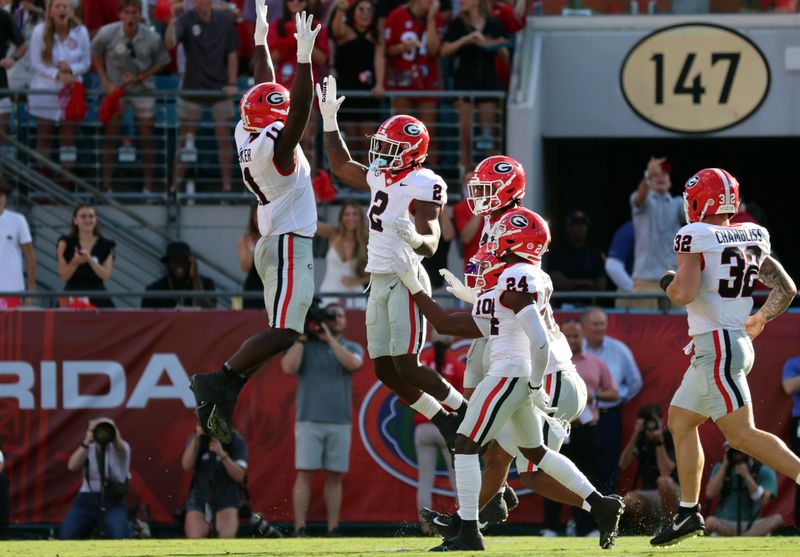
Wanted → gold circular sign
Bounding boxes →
[620,23,770,134]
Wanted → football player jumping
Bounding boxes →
[318,75,465,447]
[190,3,322,443]
[400,208,625,551]
[651,168,799,546]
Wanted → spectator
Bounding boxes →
[552,319,617,537]
[165,0,238,192]
[618,404,679,534]
[628,156,683,310]
[60,417,131,539]
[382,0,444,163]
[0,5,27,138]
[141,241,216,308]
[329,0,380,158]
[238,205,264,310]
[440,0,508,172]
[281,302,363,537]
[90,0,170,193]
[581,306,642,495]
[180,421,248,538]
[267,0,330,89]
[604,220,634,304]
[544,210,606,306]
[415,331,462,533]
[488,0,525,34]
[56,204,116,308]
[83,0,123,38]
[0,179,36,309]
[705,444,782,537]
[28,0,90,174]
[781,353,800,530]
[452,181,482,267]
[0,438,8,540]
[317,202,369,308]
[6,0,46,95]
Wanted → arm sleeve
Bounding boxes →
[231,435,248,467]
[68,26,92,77]
[443,19,463,43]
[605,257,633,291]
[30,24,59,80]
[599,360,617,391]
[630,190,648,216]
[514,304,550,387]
[19,215,32,245]
[782,358,800,382]
[225,15,239,55]
[621,345,643,402]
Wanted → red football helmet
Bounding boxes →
[491,208,551,264]
[239,82,291,132]
[683,168,740,223]
[368,115,430,172]
[466,155,526,215]
[464,244,505,292]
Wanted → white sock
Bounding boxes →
[581,500,591,512]
[455,453,481,522]
[410,393,443,420]
[442,384,466,410]
[680,500,698,509]
[537,449,595,500]
[497,486,506,495]
[796,473,800,486]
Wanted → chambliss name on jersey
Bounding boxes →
[365,167,447,274]
[673,221,771,336]
[234,120,317,238]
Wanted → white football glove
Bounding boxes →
[394,251,424,294]
[294,11,321,64]
[529,383,556,414]
[439,268,476,305]
[395,215,424,249]
[253,0,268,46]
[316,76,345,132]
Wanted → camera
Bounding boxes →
[304,297,337,337]
[93,420,117,446]
[727,447,748,465]
[643,416,661,434]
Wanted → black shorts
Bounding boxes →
[185,485,243,514]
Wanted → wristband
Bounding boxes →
[659,272,675,292]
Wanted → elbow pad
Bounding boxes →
[515,304,550,387]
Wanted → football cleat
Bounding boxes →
[502,486,519,512]
[650,509,705,547]
[430,411,461,454]
[190,372,241,444]
[478,492,508,525]
[420,508,460,540]
[429,523,486,552]
[590,494,625,549]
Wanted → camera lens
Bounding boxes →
[93,421,117,445]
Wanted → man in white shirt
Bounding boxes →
[0,179,36,308]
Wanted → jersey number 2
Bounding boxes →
[718,245,761,298]
[368,190,389,232]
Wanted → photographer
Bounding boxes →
[59,417,131,539]
[619,404,679,533]
[705,443,782,537]
[281,302,364,537]
[181,421,248,539]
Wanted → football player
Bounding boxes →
[400,208,625,551]
[317,75,465,447]
[650,168,799,547]
[190,2,322,443]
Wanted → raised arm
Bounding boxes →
[252,0,275,84]
[747,255,798,340]
[318,75,370,191]
[272,11,320,171]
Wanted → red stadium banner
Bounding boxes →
[0,310,797,526]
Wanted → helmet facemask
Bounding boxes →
[466,179,501,215]
[368,133,421,172]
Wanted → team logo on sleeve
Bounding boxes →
[266,92,286,105]
[686,175,700,188]
[493,161,513,174]
[403,123,422,136]
[509,214,529,228]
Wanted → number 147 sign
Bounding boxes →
[620,23,770,134]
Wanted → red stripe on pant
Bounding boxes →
[468,377,508,441]
[712,330,733,413]
[279,236,294,329]
[545,373,553,397]
[407,291,417,354]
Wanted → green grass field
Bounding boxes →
[1,536,798,557]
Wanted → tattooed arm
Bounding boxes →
[745,256,798,340]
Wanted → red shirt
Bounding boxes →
[572,351,617,424]
[414,348,465,426]
[453,199,483,268]
[267,20,330,88]
[491,3,523,33]
[83,0,119,32]
[384,6,444,90]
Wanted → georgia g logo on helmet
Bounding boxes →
[509,214,529,228]
[403,123,422,137]
[493,161,513,174]
[266,92,286,105]
[685,175,700,189]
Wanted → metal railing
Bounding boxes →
[1,87,506,202]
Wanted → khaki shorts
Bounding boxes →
[255,233,314,334]
[295,421,351,473]
[178,97,234,122]
[458,368,543,449]
[122,95,156,120]
[671,329,754,421]
[464,337,490,389]
[365,267,432,358]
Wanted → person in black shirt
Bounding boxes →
[0,7,27,138]
[544,210,606,307]
[618,404,679,533]
[56,204,116,308]
[141,241,215,308]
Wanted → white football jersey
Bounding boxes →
[674,221,771,336]
[234,120,317,238]
[365,167,447,274]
